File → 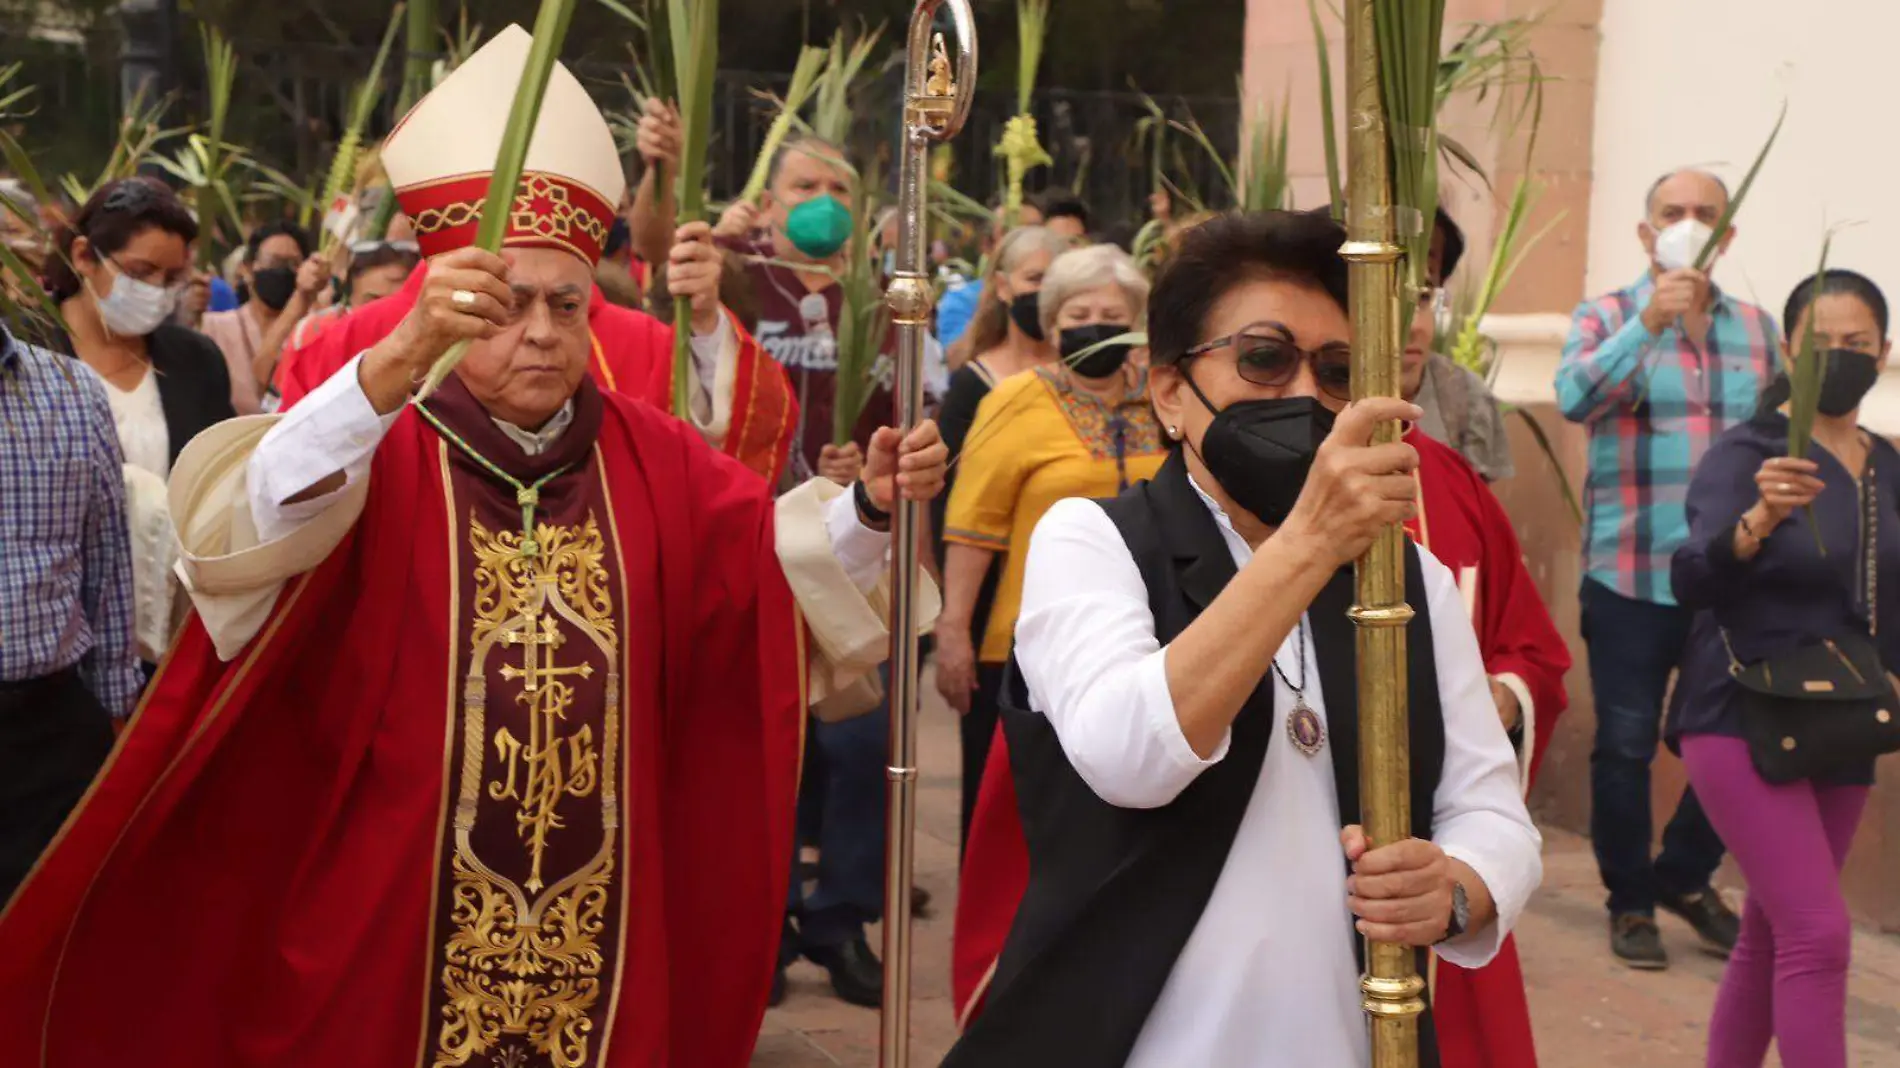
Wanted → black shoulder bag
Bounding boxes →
[1728,448,1900,783]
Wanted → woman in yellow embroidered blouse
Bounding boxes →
[937,245,1166,751]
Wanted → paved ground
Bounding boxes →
[753,685,1900,1067]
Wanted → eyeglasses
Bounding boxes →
[350,239,421,257]
[1184,322,1355,402]
[106,254,190,292]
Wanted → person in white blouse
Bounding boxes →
[942,210,1542,1068]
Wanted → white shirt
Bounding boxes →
[244,350,892,591]
[1012,482,1543,1068]
[97,366,170,480]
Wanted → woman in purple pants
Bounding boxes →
[1671,269,1899,1067]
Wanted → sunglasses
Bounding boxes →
[350,239,422,257]
[1184,322,1355,402]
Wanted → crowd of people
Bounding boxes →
[0,18,1894,1068]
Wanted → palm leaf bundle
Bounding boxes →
[995,0,1052,229]
[0,76,69,347]
[1693,102,1787,272]
[317,4,407,258]
[832,166,890,446]
[147,27,246,271]
[416,1,581,399]
[737,46,828,205]
[811,24,884,147]
[1132,89,1171,198]
[1435,14,1543,123]
[1372,0,1448,337]
[664,0,719,418]
[1239,92,1293,212]
[1448,83,1564,378]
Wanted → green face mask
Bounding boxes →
[785,195,854,259]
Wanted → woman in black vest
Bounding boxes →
[942,211,1541,1068]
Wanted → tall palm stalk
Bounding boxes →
[417,1,581,398]
[666,0,719,417]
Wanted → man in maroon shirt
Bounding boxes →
[712,134,896,491]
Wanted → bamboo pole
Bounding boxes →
[1341,0,1423,1065]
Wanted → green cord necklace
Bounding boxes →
[416,403,574,559]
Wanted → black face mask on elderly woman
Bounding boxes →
[1176,329,1353,526]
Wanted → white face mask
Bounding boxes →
[1653,218,1714,273]
[89,262,180,338]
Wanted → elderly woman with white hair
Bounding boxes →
[937,242,1163,841]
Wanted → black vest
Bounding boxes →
[944,453,1446,1068]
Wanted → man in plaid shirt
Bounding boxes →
[0,321,140,906]
[1556,168,1780,971]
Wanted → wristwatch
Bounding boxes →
[853,479,891,528]
[1439,882,1471,944]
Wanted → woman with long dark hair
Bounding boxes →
[1672,269,1900,1067]
[44,177,235,665]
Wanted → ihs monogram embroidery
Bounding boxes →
[431,514,623,1068]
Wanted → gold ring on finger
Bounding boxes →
[450,289,478,308]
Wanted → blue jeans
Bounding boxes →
[1580,578,1728,916]
[787,686,890,951]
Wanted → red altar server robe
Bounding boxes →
[275,265,799,485]
[0,376,805,1068]
[951,430,1569,1067]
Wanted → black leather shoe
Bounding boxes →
[911,885,934,917]
[769,966,787,1007]
[1660,887,1740,957]
[804,935,884,1008]
[1611,912,1668,970]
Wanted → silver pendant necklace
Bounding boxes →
[1273,620,1326,756]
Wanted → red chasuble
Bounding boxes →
[275,265,799,486]
[951,431,1569,1068]
[1404,428,1569,1068]
[0,375,805,1068]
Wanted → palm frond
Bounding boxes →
[318,3,407,258]
[1694,102,1788,271]
[1016,0,1051,116]
[739,46,828,205]
[1373,0,1449,338]
[833,165,890,445]
[418,1,581,399]
[1786,234,1835,464]
[811,23,886,147]
[1308,0,1343,217]
[667,0,720,417]
[1507,406,1583,526]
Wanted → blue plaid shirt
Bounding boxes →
[1555,273,1781,606]
[0,324,141,716]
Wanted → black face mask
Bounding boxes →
[251,266,297,312]
[1817,348,1882,417]
[1184,370,1336,526]
[1061,323,1133,379]
[1008,291,1045,341]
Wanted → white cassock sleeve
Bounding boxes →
[1012,499,1228,810]
[684,311,741,447]
[171,351,938,693]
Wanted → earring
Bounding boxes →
[1167,425,1180,440]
